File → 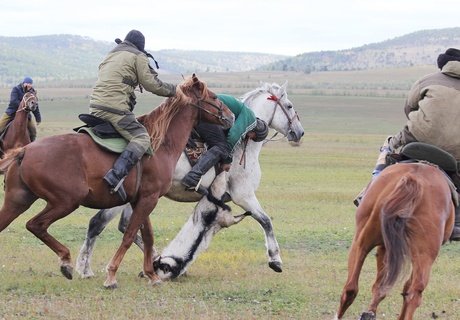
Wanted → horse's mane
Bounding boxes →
[137,77,210,150]
[240,82,286,105]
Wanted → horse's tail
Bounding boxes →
[0,147,25,172]
[380,174,421,289]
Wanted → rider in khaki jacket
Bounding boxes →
[357,48,460,240]
[90,30,176,201]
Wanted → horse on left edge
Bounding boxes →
[0,90,38,158]
[0,74,234,289]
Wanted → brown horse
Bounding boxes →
[0,90,38,157]
[0,75,234,288]
[336,162,455,320]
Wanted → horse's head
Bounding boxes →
[242,82,304,143]
[180,74,234,129]
[21,91,38,113]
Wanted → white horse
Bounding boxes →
[76,82,304,279]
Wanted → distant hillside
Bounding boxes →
[258,27,460,72]
[0,35,286,86]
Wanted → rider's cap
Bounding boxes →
[124,30,145,52]
[23,77,33,84]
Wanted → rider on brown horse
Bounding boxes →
[89,30,176,201]
[181,94,268,195]
[0,77,41,141]
[355,47,460,241]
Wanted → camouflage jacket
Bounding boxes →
[90,41,176,112]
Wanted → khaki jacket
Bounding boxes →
[90,41,176,112]
[406,61,460,159]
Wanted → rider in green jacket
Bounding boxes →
[182,94,268,195]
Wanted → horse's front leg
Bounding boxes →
[76,205,125,278]
[104,197,158,289]
[139,216,161,285]
[235,194,282,272]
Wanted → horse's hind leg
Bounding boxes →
[336,234,375,319]
[25,203,78,279]
[0,167,38,232]
[362,246,390,318]
[76,205,125,278]
[398,253,436,320]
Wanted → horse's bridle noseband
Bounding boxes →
[18,93,38,113]
[190,92,230,126]
[264,92,300,141]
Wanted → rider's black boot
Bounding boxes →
[104,150,140,201]
[182,148,222,196]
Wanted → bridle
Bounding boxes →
[18,93,37,113]
[190,91,231,127]
[264,91,300,142]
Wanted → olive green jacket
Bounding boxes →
[405,60,460,159]
[90,41,176,112]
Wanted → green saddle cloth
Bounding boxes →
[78,127,153,155]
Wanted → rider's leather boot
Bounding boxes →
[450,204,460,241]
[182,148,222,196]
[353,136,392,207]
[104,150,140,201]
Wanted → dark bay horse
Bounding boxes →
[0,75,234,288]
[0,90,38,157]
[335,162,455,320]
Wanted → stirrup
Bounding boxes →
[183,177,208,196]
[450,226,460,241]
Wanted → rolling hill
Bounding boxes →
[0,35,286,86]
[2,27,460,87]
[258,27,460,73]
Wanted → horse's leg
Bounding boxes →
[362,246,389,318]
[138,216,160,285]
[117,204,153,254]
[336,234,374,319]
[0,176,37,232]
[76,205,126,278]
[217,211,251,228]
[104,196,159,289]
[25,203,79,279]
[233,194,282,272]
[398,252,436,320]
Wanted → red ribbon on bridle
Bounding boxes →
[267,95,278,102]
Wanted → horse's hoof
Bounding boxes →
[268,261,282,273]
[149,278,162,286]
[60,265,73,280]
[103,282,118,290]
[359,311,376,320]
[138,271,146,278]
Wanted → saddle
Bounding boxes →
[75,114,205,163]
[387,142,459,206]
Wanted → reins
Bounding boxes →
[17,93,37,113]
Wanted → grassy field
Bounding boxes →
[1,69,460,319]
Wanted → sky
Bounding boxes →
[2,0,460,56]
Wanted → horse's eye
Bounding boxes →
[287,105,293,109]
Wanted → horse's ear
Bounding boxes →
[191,74,202,91]
[281,81,288,90]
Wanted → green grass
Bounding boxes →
[1,69,460,319]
